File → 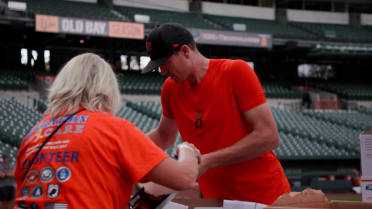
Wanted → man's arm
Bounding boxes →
[147,115,179,150]
[199,103,279,176]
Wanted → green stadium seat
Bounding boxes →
[204,14,317,40]
[290,22,372,43]
[310,179,353,191]
[117,73,165,95]
[114,6,221,29]
[19,0,124,21]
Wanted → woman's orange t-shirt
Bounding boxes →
[14,110,168,209]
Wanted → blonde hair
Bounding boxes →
[45,53,121,118]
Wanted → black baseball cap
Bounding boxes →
[142,23,194,74]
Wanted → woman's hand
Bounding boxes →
[174,142,201,163]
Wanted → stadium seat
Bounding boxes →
[117,73,165,95]
[0,98,42,147]
[290,22,372,43]
[114,6,221,29]
[19,0,124,21]
[204,14,318,40]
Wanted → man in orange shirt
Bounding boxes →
[143,23,290,205]
[14,53,201,209]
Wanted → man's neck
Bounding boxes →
[188,56,210,86]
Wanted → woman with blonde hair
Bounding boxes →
[14,53,200,209]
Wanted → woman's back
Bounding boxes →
[14,110,168,209]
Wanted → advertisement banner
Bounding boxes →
[35,14,144,40]
[35,15,59,33]
[59,17,108,36]
[108,21,144,39]
[190,28,272,48]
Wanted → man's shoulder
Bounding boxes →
[211,59,249,77]
[212,59,247,70]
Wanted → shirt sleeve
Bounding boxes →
[161,78,174,119]
[229,60,266,112]
[116,120,169,183]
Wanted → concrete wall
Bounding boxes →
[287,9,349,24]
[202,2,275,20]
[361,14,372,26]
[67,0,97,3]
[113,0,188,12]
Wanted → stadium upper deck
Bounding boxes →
[5,0,372,45]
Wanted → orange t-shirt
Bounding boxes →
[161,59,290,204]
[14,110,168,209]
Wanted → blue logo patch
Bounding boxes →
[17,202,27,209]
[56,166,71,182]
[41,167,54,182]
[20,187,30,199]
[47,184,60,199]
[366,184,372,191]
[31,184,43,198]
[30,202,39,209]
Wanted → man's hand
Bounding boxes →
[198,155,211,178]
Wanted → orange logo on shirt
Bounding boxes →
[31,129,43,142]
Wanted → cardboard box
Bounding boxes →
[170,196,372,209]
[264,201,372,209]
[264,188,372,209]
[360,131,372,176]
[361,176,372,202]
[171,199,267,209]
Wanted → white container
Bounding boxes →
[360,131,372,176]
[361,176,372,202]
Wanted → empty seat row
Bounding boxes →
[115,6,220,29]
[303,110,372,131]
[290,22,372,43]
[18,0,124,21]
[0,140,18,169]
[0,98,42,146]
[275,132,358,160]
[272,108,361,152]
[262,81,302,99]
[309,81,372,100]
[117,73,165,95]
[0,73,29,90]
